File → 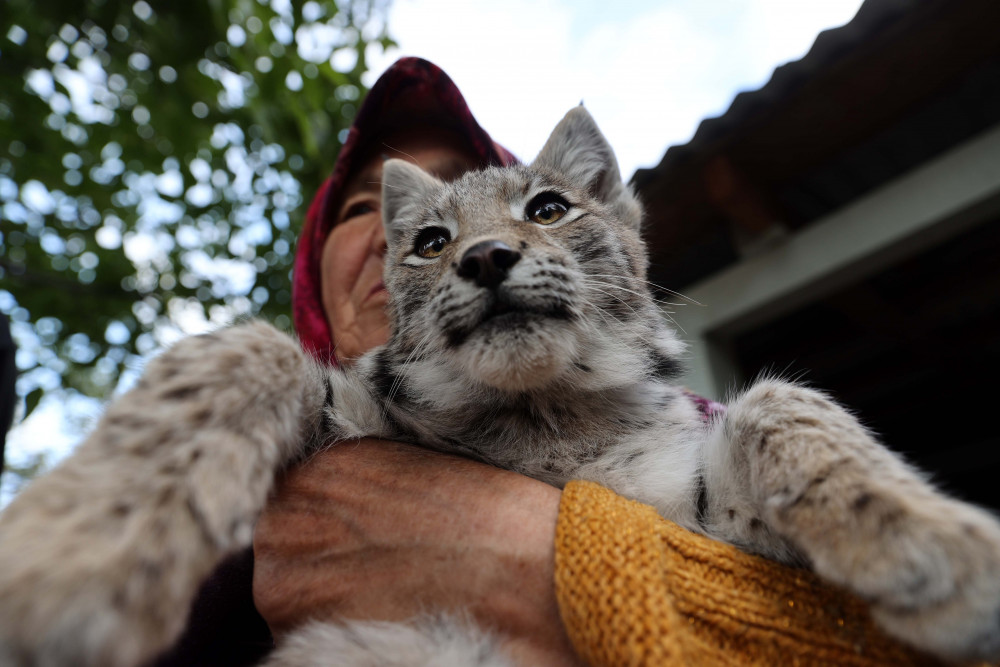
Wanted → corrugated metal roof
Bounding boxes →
[633,0,918,184]
[777,55,1000,223]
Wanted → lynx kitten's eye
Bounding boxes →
[414,227,451,258]
[526,192,570,225]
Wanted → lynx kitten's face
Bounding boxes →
[380,164,653,392]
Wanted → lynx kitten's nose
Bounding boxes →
[457,240,521,289]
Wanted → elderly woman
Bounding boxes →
[162,58,940,666]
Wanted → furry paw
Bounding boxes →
[825,494,1000,663]
[0,321,324,666]
[727,379,1000,662]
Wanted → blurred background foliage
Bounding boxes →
[0,0,392,487]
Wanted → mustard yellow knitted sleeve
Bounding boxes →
[554,480,944,667]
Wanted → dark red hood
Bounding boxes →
[292,57,519,365]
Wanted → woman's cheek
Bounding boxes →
[321,218,371,303]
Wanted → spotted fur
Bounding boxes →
[1,108,999,666]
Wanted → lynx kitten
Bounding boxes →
[1,107,999,666]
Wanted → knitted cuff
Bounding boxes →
[554,480,686,665]
[554,480,942,666]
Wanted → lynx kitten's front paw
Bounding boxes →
[770,458,1000,662]
[0,322,322,667]
[726,380,1000,662]
[859,499,1000,663]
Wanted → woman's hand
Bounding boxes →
[252,439,581,665]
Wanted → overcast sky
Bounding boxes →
[366,0,865,178]
[2,0,866,501]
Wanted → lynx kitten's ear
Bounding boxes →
[532,106,642,230]
[381,159,445,247]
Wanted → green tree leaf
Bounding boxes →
[0,0,393,429]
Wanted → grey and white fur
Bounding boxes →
[1,107,999,666]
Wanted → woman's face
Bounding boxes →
[320,129,480,362]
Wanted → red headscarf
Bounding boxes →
[292,57,519,365]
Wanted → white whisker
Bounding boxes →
[581,277,684,311]
[380,142,423,167]
[379,325,438,429]
[587,273,703,306]
[579,281,641,321]
[581,278,687,335]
